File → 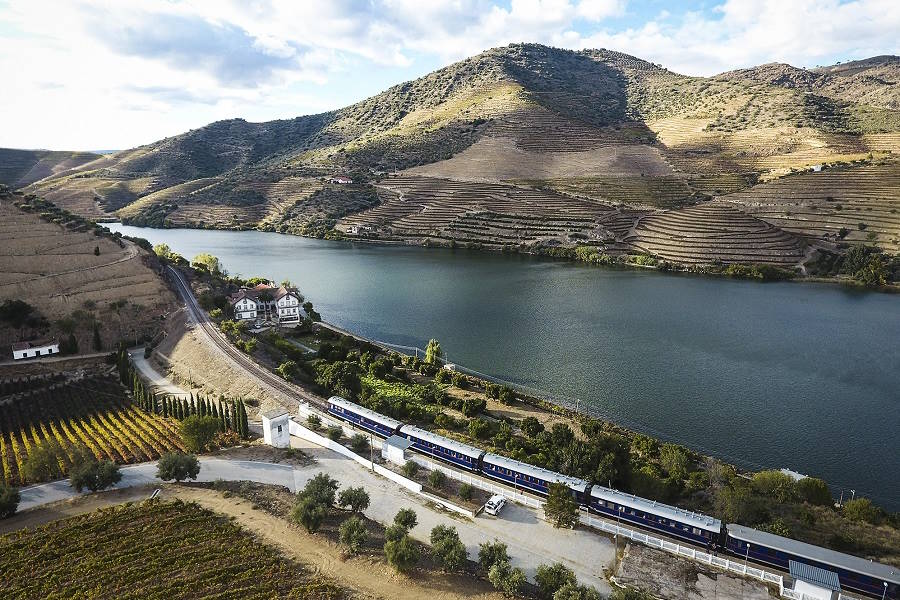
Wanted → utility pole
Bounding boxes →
[744,543,751,572]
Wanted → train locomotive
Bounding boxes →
[326,396,899,599]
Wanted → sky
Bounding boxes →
[1,0,898,151]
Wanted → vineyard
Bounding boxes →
[0,374,185,486]
[0,499,347,599]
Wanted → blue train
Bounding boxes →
[327,396,899,599]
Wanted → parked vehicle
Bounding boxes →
[484,495,506,516]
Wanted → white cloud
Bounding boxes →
[0,0,897,150]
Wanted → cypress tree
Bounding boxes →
[211,400,219,419]
[230,400,238,432]
[218,399,226,430]
[238,400,250,439]
[163,396,169,418]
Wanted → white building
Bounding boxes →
[261,410,290,448]
[231,294,259,320]
[229,283,304,325]
[12,339,60,360]
[274,287,302,324]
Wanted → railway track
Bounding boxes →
[166,266,328,412]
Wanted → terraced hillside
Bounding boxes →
[0,196,175,349]
[723,162,900,252]
[625,202,806,266]
[338,175,642,249]
[13,44,900,270]
[0,148,101,189]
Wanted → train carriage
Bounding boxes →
[327,396,402,438]
[726,524,899,600]
[480,452,591,502]
[588,486,722,547]
[398,424,485,472]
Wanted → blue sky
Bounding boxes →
[1,0,898,150]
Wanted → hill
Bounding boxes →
[0,189,176,353]
[19,44,900,272]
[0,148,102,189]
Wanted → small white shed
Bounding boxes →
[261,409,290,448]
[12,340,60,360]
[382,435,413,466]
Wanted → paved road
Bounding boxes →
[18,446,615,593]
[128,348,188,395]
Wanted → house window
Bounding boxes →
[277,425,282,434]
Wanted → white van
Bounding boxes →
[484,495,506,516]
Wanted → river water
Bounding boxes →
[108,224,900,510]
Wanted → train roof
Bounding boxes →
[328,396,402,430]
[398,424,486,460]
[727,524,900,585]
[590,486,722,533]
[481,452,591,493]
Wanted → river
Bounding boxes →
[108,224,900,510]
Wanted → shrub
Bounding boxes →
[23,441,64,483]
[292,496,327,533]
[520,416,544,437]
[339,516,368,555]
[70,458,121,492]
[338,487,370,513]
[180,415,221,453]
[349,433,369,453]
[450,371,466,388]
[434,413,458,430]
[430,525,466,572]
[0,483,20,519]
[751,470,797,503]
[843,498,878,524]
[660,443,690,482]
[795,477,832,506]
[384,523,408,543]
[554,583,602,600]
[434,369,450,384]
[458,483,474,501]
[394,507,418,530]
[497,386,516,405]
[478,540,509,572]
[488,559,526,597]
[307,414,321,430]
[385,534,419,572]
[428,469,447,489]
[468,418,492,440]
[276,360,299,381]
[536,562,577,599]
[402,461,420,478]
[461,397,487,417]
[544,482,579,529]
[326,425,343,441]
[156,452,201,482]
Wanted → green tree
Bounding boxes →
[307,413,322,430]
[751,470,797,503]
[326,425,343,441]
[488,560,526,597]
[338,487,370,514]
[544,482,579,528]
[276,360,299,381]
[191,253,226,276]
[23,441,64,483]
[315,361,362,399]
[179,415,221,452]
[0,483,20,519]
[70,458,121,492]
[349,434,369,454]
[424,339,443,364]
[430,524,467,572]
[339,515,368,555]
[292,496,328,533]
[385,523,409,543]
[394,507,418,530]
[300,473,339,507]
[458,483,474,501]
[478,540,509,572]
[843,498,878,523]
[92,323,102,351]
[660,443,690,482]
[156,452,201,482]
[468,418,491,440]
[716,484,769,525]
[153,243,172,259]
[795,477,832,506]
[520,416,545,437]
[385,534,419,572]
[536,562,577,599]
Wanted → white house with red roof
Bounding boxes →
[228,282,304,325]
